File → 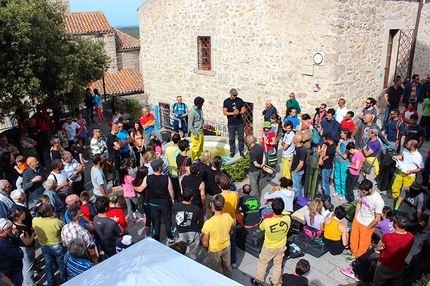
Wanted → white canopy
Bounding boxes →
[63,238,241,286]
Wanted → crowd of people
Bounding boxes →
[0,77,430,286]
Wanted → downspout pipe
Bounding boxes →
[409,0,424,76]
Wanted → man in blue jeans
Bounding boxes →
[383,78,403,131]
[32,203,66,286]
[291,134,307,197]
[223,88,246,158]
[319,133,336,198]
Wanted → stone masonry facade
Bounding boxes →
[138,0,429,133]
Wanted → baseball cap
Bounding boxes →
[150,159,163,171]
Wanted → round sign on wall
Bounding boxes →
[312,52,324,66]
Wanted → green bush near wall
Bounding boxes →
[223,153,250,182]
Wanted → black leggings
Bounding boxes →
[346,170,359,203]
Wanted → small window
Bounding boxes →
[197,36,211,71]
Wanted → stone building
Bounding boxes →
[63,12,144,98]
[138,0,430,134]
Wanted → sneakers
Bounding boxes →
[231,263,237,268]
[342,248,352,256]
[332,193,339,197]
[340,267,360,281]
[130,218,137,225]
[250,278,263,286]
[166,238,176,245]
[84,159,89,163]
[139,217,146,223]
[339,196,346,201]
[345,255,356,262]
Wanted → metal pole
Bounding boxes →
[102,75,106,102]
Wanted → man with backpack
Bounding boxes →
[170,96,189,139]
[385,109,405,152]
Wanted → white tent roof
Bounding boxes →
[63,238,242,286]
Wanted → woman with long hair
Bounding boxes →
[322,205,348,255]
[345,142,365,203]
[8,208,36,286]
[148,137,163,155]
[76,113,88,148]
[198,150,212,179]
[304,199,324,231]
[129,119,145,167]
[93,88,104,123]
[333,128,354,201]
[1,152,19,187]
[133,166,151,237]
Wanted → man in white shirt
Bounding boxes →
[335,98,349,123]
[65,117,81,148]
[47,159,72,201]
[91,154,108,198]
[62,151,84,196]
[281,121,295,180]
[391,139,424,201]
[348,179,384,262]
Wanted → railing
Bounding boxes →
[157,102,229,137]
[203,119,229,137]
[110,95,132,115]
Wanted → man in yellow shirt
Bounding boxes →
[32,203,66,286]
[201,194,234,278]
[251,197,291,286]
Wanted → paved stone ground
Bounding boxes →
[31,114,430,285]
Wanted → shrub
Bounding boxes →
[223,153,250,182]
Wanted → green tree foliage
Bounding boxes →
[0,0,109,119]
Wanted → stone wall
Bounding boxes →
[138,0,426,133]
[82,34,118,73]
[117,50,140,70]
[413,2,430,77]
[105,35,118,73]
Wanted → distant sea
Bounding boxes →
[116,26,139,39]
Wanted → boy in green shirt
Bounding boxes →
[251,197,291,286]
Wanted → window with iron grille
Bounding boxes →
[197,36,211,71]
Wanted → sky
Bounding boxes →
[70,0,145,27]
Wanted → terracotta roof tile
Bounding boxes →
[63,12,113,35]
[114,28,140,51]
[90,68,144,96]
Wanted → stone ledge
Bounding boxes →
[193,69,217,77]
